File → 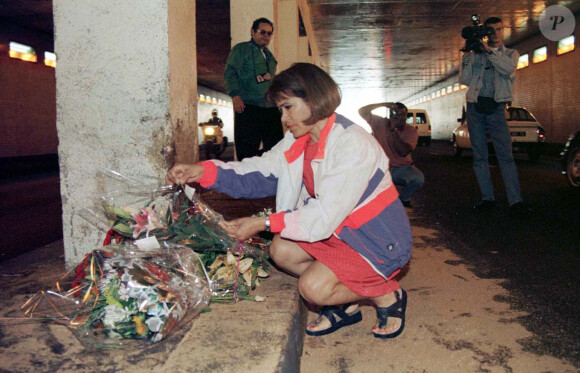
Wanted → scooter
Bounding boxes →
[200,122,228,159]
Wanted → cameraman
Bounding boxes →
[459,16,531,216]
[359,102,424,208]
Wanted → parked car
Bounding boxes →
[561,131,580,187]
[407,109,431,146]
[452,106,546,162]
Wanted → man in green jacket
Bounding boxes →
[224,17,284,161]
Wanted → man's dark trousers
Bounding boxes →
[234,104,283,161]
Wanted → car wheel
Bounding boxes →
[566,147,580,187]
[528,145,541,162]
[453,136,463,157]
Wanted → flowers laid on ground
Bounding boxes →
[95,186,271,299]
[208,250,269,301]
[90,175,269,268]
[23,243,212,348]
[22,170,272,348]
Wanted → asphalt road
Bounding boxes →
[410,141,579,366]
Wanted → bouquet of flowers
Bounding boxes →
[22,170,272,348]
[81,170,269,267]
[22,242,212,349]
[80,169,270,302]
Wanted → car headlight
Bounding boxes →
[204,127,215,136]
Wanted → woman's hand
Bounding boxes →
[219,216,266,241]
[165,163,204,185]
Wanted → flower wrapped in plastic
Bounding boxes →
[77,169,270,303]
[22,242,212,349]
[80,169,269,267]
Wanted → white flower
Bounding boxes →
[102,305,131,328]
[151,332,164,343]
[171,303,185,321]
[117,284,130,301]
[121,271,132,283]
[98,272,119,292]
[127,281,148,298]
[147,302,169,317]
[144,316,164,332]
[136,287,160,311]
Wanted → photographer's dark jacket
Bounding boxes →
[459,45,519,103]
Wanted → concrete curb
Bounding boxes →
[276,299,307,373]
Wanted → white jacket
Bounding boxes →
[199,113,412,278]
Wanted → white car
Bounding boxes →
[452,106,546,162]
[407,109,431,146]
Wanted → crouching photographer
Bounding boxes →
[459,16,532,217]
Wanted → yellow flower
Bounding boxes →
[133,315,148,336]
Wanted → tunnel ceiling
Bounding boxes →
[1,0,578,103]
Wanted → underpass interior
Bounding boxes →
[0,1,579,369]
[0,2,579,260]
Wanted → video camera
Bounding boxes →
[460,14,493,53]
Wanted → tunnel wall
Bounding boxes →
[2,19,579,163]
[0,22,57,158]
[0,22,229,161]
[407,22,580,143]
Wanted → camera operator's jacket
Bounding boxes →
[197,113,413,279]
[459,45,519,103]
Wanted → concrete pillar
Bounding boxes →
[54,0,197,266]
[276,0,298,72]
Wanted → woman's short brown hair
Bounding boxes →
[265,63,341,125]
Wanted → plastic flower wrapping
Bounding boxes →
[22,242,212,349]
[78,169,270,298]
[22,170,271,348]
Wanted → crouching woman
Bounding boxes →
[166,63,412,338]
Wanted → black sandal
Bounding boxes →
[373,289,407,339]
[306,303,362,336]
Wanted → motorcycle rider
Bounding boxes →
[208,108,224,128]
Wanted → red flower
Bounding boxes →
[145,262,171,282]
[130,206,164,238]
[103,229,123,246]
[70,253,91,297]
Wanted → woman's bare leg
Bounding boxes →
[270,236,403,335]
[298,261,362,305]
[299,261,364,332]
[269,235,315,277]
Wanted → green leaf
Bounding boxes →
[166,206,172,225]
[109,205,134,221]
[112,221,134,236]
